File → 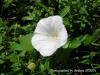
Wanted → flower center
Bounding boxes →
[49,31,58,40]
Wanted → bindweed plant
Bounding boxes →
[0,0,100,75]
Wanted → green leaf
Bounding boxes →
[3,0,13,8]
[0,46,4,51]
[40,64,45,72]
[0,59,4,64]
[27,62,36,71]
[80,7,88,15]
[22,11,36,20]
[6,53,18,62]
[10,33,33,51]
[93,0,100,7]
[18,50,26,57]
[22,16,33,20]
[0,36,2,44]
[19,33,33,51]
[64,34,88,49]
[83,29,100,45]
[94,64,100,68]
[49,69,55,75]
[90,52,96,59]
[11,63,21,71]
[63,18,70,27]
[10,42,19,50]
[66,29,100,49]
[44,60,50,70]
[37,2,47,10]
[82,55,89,59]
[59,6,70,17]
[80,59,90,64]
[68,35,85,49]
[39,60,50,72]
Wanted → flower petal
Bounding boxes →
[34,18,51,36]
[31,34,48,51]
[31,16,68,57]
[31,34,58,56]
[48,16,68,46]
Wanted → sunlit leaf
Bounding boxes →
[80,7,88,15]
[3,0,13,8]
[68,35,85,49]
[44,60,50,70]
[80,59,90,64]
[83,29,100,45]
[40,64,45,72]
[27,62,36,71]
[59,6,70,17]
[90,52,96,59]
[0,59,4,64]
[10,33,33,52]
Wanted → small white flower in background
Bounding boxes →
[31,16,68,57]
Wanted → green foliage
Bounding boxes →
[0,0,100,75]
[83,29,100,45]
[10,33,33,51]
[27,62,36,71]
[59,6,70,17]
[3,0,13,8]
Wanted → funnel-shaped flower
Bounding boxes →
[31,16,68,57]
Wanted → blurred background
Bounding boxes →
[0,0,100,75]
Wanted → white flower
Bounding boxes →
[31,16,68,57]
